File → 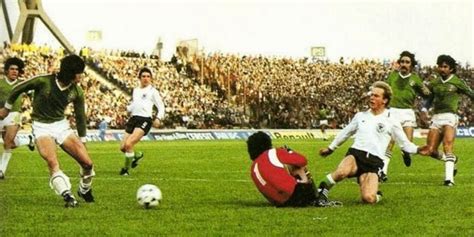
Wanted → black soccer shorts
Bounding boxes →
[346,148,384,178]
[125,116,153,135]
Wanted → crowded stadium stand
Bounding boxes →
[1,43,472,130]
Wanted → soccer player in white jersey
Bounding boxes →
[317,81,429,204]
[0,55,95,207]
[119,67,165,176]
[0,57,35,179]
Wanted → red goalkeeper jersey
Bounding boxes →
[250,148,308,205]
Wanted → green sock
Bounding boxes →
[318,174,336,190]
[135,151,143,159]
[124,152,134,169]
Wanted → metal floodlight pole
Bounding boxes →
[1,0,14,39]
[11,0,75,53]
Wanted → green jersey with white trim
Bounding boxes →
[0,76,22,112]
[428,74,474,114]
[6,74,87,137]
[386,71,430,109]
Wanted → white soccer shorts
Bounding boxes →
[389,108,417,127]
[320,119,329,126]
[32,119,74,145]
[0,112,21,132]
[430,113,459,130]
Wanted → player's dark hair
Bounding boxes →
[138,67,152,78]
[4,57,25,74]
[397,51,417,67]
[57,55,85,85]
[372,81,392,106]
[436,54,457,73]
[247,131,272,160]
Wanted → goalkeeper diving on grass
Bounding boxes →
[247,131,341,207]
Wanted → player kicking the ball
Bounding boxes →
[0,55,95,207]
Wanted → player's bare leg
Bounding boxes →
[120,128,145,175]
[441,125,456,186]
[61,134,95,202]
[426,128,443,160]
[318,155,357,201]
[37,136,78,207]
[359,173,380,204]
[0,125,19,178]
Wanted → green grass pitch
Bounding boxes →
[1,138,473,236]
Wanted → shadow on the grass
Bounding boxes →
[217,200,272,207]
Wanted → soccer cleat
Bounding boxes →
[379,172,388,183]
[453,160,458,177]
[131,152,144,168]
[0,171,4,180]
[63,193,79,208]
[376,191,383,203]
[314,199,343,207]
[78,189,95,202]
[443,180,454,187]
[27,135,35,151]
[402,151,411,167]
[318,188,329,202]
[119,168,129,176]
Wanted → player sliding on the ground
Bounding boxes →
[317,81,430,204]
[247,131,341,207]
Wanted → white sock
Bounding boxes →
[14,137,29,147]
[326,173,336,185]
[376,193,382,203]
[1,150,12,173]
[79,167,95,194]
[49,170,72,196]
[382,159,390,175]
[444,154,456,183]
[383,152,392,175]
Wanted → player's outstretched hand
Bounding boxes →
[319,147,333,157]
[283,145,293,152]
[0,108,9,120]
[152,118,161,128]
[417,145,431,156]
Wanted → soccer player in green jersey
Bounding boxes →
[0,55,95,207]
[318,104,329,141]
[383,51,430,181]
[0,57,35,179]
[424,55,474,186]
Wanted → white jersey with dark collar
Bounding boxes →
[127,85,165,119]
[328,109,418,161]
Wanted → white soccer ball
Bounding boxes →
[136,184,162,208]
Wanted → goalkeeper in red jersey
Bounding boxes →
[247,131,340,207]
